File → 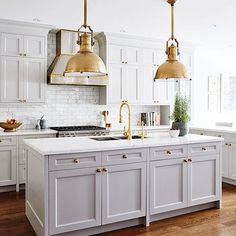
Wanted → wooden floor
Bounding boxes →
[1,184,236,236]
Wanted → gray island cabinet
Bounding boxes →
[24,133,223,236]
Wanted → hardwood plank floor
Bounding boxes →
[1,184,236,236]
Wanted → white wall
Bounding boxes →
[193,46,236,125]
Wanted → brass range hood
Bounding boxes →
[48,0,109,86]
[155,0,188,80]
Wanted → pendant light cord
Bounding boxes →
[171,3,175,40]
[84,0,88,27]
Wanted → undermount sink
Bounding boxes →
[90,135,147,141]
[115,135,147,140]
[90,137,119,141]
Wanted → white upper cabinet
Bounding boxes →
[0,56,24,103]
[0,20,52,104]
[23,58,45,103]
[108,44,141,104]
[23,35,45,58]
[1,33,23,56]
[96,32,195,105]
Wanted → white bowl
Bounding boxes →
[169,129,180,138]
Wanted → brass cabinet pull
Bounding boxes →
[218,135,222,137]
[188,158,192,162]
[122,155,128,159]
[103,168,108,172]
[166,150,171,155]
[229,143,232,147]
[225,143,228,146]
[23,99,27,103]
[19,53,23,56]
[24,54,27,56]
[96,168,102,173]
[200,133,204,135]
[0,140,2,143]
[73,159,80,164]
[183,159,188,163]
[202,147,207,151]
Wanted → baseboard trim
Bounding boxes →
[223,177,236,186]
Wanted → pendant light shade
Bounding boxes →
[64,0,108,78]
[155,0,188,80]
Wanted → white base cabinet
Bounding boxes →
[0,133,55,191]
[190,129,236,183]
[25,141,221,236]
[0,146,16,186]
[150,158,188,214]
[49,168,102,235]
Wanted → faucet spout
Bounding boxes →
[119,100,132,140]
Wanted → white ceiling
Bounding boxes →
[0,0,236,46]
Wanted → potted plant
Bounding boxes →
[170,94,190,136]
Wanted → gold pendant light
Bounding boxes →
[64,0,108,78]
[155,0,188,80]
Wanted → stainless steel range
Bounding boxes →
[50,126,109,138]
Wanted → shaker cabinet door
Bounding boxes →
[23,35,45,58]
[1,33,23,57]
[150,159,188,214]
[23,58,45,103]
[188,155,220,206]
[49,168,102,235]
[0,146,16,186]
[0,56,24,103]
[102,163,146,225]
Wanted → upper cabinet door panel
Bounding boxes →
[109,45,124,64]
[23,58,45,103]
[0,56,23,103]
[1,33,23,57]
[108,64,124,104]
[24,36,45,58]
[125,46,139,65]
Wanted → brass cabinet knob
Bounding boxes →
[0,140,2,143]
[200,133,204,135]
[103,168,108,172]
[19,53,23,56]
[24,54,27,56]
[122,155,128,159]
[166,150,172,155]
[229,143,232,147]
[218,135,222,137]
[225,143,228,146]
[23,99,27,103]
[188,158,192,162]
[202,147,207,151]
[183,159,188,163]
[96,168,102,173]
[73,159,80,164]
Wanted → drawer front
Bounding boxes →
[150,145,188,160]
[49,152,102,171]
[19,134,55,164]
[188,142,220,156]
[0,136,17,146]
[102,148,147,165]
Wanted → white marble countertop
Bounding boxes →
[24,133,223,156]
[190,125,236,134]
[0,128,57,137]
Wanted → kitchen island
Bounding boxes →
[24,133,223,236]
